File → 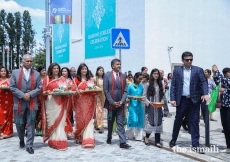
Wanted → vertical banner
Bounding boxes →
[50,0,72,24]
[52,24,70,63]
[85,0,116,59]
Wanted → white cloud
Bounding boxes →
[0,0,45,17]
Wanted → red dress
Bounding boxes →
[0,78,14,138]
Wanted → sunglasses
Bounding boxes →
[184,59,193,62]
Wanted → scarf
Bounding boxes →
[17,68,35,125]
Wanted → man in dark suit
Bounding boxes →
[103,59,131,149]
[169,51,210,154]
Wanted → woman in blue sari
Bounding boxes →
[127,72,144,141]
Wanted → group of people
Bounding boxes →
[0,51,229,155]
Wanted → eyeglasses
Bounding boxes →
[184,59,193,62]
[26,61,33,62]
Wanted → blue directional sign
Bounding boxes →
[111,28,130,49]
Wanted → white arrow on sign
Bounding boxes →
[113,32,128,47]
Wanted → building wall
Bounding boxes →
[64,0,145,74]
[145,0,230,75]
[67,0,230,76]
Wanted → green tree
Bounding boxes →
[22,10,36,54]
[0,9,7,66]
[5,12,16,70]
[14,12,22,69]
[33,44,46,69]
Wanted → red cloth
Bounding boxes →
[0,78,14,136]
[73,78,96,140]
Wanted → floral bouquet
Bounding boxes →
[86,79,94,90]
[53,80,68,92]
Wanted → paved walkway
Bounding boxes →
[0,105,228,162]
[158,105,229,162]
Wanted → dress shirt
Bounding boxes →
[23,67,31,81]
[182,66,191,96]
[113,71,120,80]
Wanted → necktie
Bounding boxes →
[116,73,120,84]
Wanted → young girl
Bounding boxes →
[143,69,164,148]
[127,72,144,140]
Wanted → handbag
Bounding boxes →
[216,83,223,108]
[208,84,219,113]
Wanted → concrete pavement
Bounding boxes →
[0,104,228,162]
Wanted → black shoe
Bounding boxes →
[144,137,150,146]
[155,143,162,148]
[222,130,224,133]
[120,143,131,149]
[106,139,111,144]
[169,139,176,147]
[26,147,34,154]
[94,126,100,130]
[20,141,25,148]
[192,147,205,154]
[98,129,104,134]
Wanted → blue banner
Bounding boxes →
[50,0,72,24]
[85,0,116,59]
[52,24,70,63]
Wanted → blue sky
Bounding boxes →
[1,0,45,49]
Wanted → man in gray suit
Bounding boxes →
[103,59,131,149]
[10,54,42,154]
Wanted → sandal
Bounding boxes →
[98,129,104,134]
[112,132,117,136]
[155,143,162,148]
[144,137,150,146]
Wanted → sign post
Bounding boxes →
[111,28,130,72]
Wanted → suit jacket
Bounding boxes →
[9,68,42,111]
[170,65,208,106]
[103,71,127,109]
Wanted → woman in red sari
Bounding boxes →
[0,66,14,139]
[61,67,73,139]
[42,63,75,150]
[73,63,97,148]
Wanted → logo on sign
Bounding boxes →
[57,25,64,43]
[113,32,128,47]
[52,8,57,14]
[92,0,105,29]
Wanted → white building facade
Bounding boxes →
[61,0,230,76]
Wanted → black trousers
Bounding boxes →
[172,97,200,147]
[146,133,160,143]
[220,107,230,148]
